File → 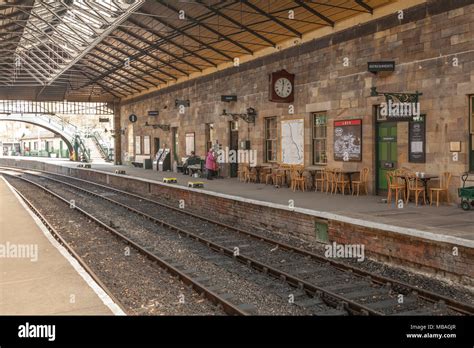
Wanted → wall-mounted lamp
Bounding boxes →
[221,107,257,123]
[145,121,170,131]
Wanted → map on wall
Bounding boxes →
[281,119,304,164]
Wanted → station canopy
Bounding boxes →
[0,0,394,102]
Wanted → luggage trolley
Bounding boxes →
[458,172,474,211]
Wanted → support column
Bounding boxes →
[114,100,122,165]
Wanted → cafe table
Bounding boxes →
[307,169,323,190]
[340,171,360,194]
[252,165,271,183]
[397,173,438,204]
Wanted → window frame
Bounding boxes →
[264,116,278,163]
[312,112,328,165]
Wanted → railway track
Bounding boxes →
[3,174,245,316]
[4,172,340,316]
[3,167,473,316]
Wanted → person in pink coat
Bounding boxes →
[205,148,217,180]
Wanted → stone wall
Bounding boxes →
[120,0,474,197]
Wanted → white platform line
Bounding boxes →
[1,176,126,316]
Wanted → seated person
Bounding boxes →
[183,151,200,175]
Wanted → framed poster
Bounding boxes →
[281,119,304,164]
[334,119,362,162]
[409,116,425,163]
[143,136,150,155]
[185,133,195,155]
[135,135,141,155]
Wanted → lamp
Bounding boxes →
[221,107,257,123]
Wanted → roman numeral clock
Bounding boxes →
[269,69,295,103]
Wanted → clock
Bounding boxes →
[269,69,295,103]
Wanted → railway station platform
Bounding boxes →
[0,174,121,315]
[1,157,473,286]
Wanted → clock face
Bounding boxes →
[274,77,292,98]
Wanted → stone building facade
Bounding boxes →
[119,0,474,198]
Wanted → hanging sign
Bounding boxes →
[368,61,395,73]
[221,95,237,102]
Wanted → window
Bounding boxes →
[206,123,216,152]
[135,135,141,155]
[143,136,150,155]
[313,113,327,165]
[265,117,277,162]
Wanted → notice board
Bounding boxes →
[409,116,426,163]
[334,119,362,162]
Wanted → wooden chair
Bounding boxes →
[247,166,258,183]
[237,164,246,182]
[386,171,406,205]
[324,169,335,194]
[430,172,452,207]
[327,168,339,194]
[314,169,326,192]
[406,172,426,206]
[290,165,306,192]
[241,165,250,183]
[274,165,287,187]
[335,170,350,195]
[264,166,276,185]
[259,167,270,183]
[352,167,369,196]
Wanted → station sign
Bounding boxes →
[368,61,395,73]
[129,114,137,123]
[175,99,190,107]
[148,111,159,116]
[221,95,237,102]
[99,117,109,123]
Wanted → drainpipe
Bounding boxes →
[113,100,122,165]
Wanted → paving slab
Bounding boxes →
[0,176,121,315]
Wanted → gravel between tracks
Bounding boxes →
[14,174,341,315]
[6,176,224,316]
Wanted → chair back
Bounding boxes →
[317,169,326,180]
[332,168,341,181]
[242,164,250,176]
[360,167,369,182]
[406,172,422,190]
[441,172,452,189]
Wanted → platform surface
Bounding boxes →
[0,175,117,315]
[3,156,474,245]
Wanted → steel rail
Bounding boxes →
[2,172,248,316]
